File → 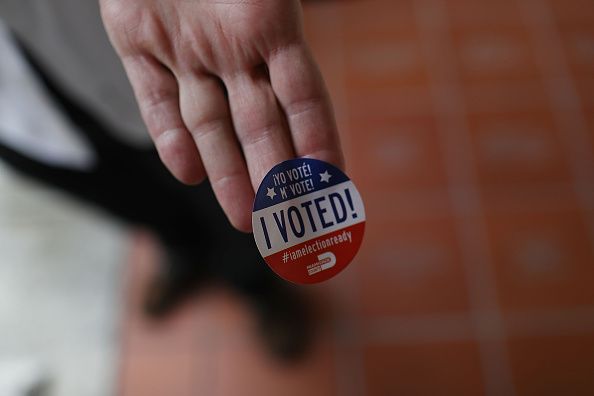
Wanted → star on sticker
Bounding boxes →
[266,187,277,200]
[320,170,332,183]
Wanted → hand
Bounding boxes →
[99,0,344,232]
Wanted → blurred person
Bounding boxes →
[0,0,343,360]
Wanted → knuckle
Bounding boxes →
[188,118,226,141]
[286,96,324,119]
[142,86,176,110]
[238,122,278,147]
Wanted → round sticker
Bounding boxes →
[252,158,366,284]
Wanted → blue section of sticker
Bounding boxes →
[253,158,349,212]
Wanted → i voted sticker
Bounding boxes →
[252,158,366,284]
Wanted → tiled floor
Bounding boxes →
[117,0,594,395]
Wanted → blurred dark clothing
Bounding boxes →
[0,11,311,359]
[0,33,266,292]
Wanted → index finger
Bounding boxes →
[267,44,345,170]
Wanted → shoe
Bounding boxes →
[143,246,206,318]
[244,281,314,362]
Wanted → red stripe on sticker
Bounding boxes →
[265,222,366,284]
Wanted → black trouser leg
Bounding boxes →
[1,35,312,360]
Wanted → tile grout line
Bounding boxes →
[190,310,218,396]
[116,233,140,396]
[413,1,516,395]
[518,0,594,257]
[325,4,367,396]
[360,306,594,344]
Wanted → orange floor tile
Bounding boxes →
[118,1,594,394]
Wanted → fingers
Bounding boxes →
[224,68,296,189]
[177,73,255,232]
[120,44,342,234]
[122,54,206,184]
[267,44,344,170]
